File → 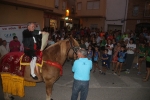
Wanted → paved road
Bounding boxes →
[0,61,150,100]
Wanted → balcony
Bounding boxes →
[144,10,150,17]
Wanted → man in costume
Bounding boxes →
[22,22,48,80]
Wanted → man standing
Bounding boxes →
[71,48,92,100]
[9,36,21,52]
[0,40,10,59]
[22,22,45,80]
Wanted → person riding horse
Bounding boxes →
[22,22,45,80]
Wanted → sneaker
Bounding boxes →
[113,73,117,75]
[103,73,106,75]
[99,70,102,73]
[125,71,130,74]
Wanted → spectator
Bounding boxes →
[112,42,121,71]
[96,33,101,47]
[71,48,92,100]
[114,46,126,76]
[125,38,136,74]
[101,49,109,75]
[9,36,21,52]
[124,34,131,43]
[100,36,106,51]
[137,42,146,75]
[85,37,89,50]
[0,40,10,59]
[80,40,86,49]
[87,45,93,60]
[105,39,114,69]
[48,37,55,46]
[92,46,101,73]
[143,42,150,82]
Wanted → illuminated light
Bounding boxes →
[66,9,69,16]
[65,17,68,20]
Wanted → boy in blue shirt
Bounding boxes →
[114,46,126,76]
[101,49,109,75]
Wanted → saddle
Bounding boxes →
[0,51,43,77]
[20,50,43,67]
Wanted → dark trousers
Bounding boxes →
[107,54,112,69]
[24,49,36,59]
[125,54,134,69]
[71,79,89,100]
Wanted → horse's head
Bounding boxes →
[43,35,79,64]
[67,35,80,60]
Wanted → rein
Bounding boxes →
[67,39,79,59]
[44,39,78,75]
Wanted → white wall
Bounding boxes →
[105,0,128,32]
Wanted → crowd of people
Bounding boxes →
[46,27,150,83]
[0,26,150,81]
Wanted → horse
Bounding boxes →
[0,35,79,100]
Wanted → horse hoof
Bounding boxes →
[10,96,14,100]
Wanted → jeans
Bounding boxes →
[107,54,112,69]
[71,79,89,100]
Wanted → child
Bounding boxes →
[114,46,126,76]
[137,42,146,75]
[93,46,101,73]
[101,49,109,75]
[87,45,93,60]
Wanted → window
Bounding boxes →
[55,0,60,8]
[62,1,66,10]
[132,6,139,16]
[90,24,98,29]
[77,2,82,10]
[87,1,100,10]
[144,2,150,17]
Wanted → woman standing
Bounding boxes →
[137,42,146,75]
[125,38,136,73]
[143,42,150,82]
[112,42,121,71]
[105,39,114,70]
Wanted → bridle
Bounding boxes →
[67,39,80,59]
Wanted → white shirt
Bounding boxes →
[61,37,64,40]
[126,43,136,54]
[90,32,96,35]
[85,42,89,49]
[146,36,150,42]
[96,36,101,46]
[0,45,9,58]
[105,44,113,55]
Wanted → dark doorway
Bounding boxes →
[60,21,64,28]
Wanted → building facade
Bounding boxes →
[105,0,128,33]
[75,0,106,30]
[126,0,150,32]
[0,0,67,30]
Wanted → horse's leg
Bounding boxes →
[4,93,13,100]
[45,82,53,100]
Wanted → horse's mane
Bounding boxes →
[43,38,79,63]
